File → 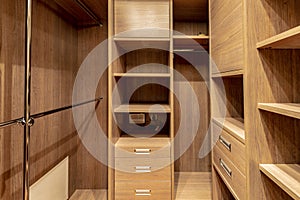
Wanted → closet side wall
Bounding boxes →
[30,0,79,196]
[76,24,108,190]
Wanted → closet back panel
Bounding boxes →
[30,0,78,196]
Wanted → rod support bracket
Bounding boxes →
[18,117,34,127]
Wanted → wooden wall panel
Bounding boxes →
[114,0,170,37]
[210,0,244,74]
[245,0,300,199]
[30,0,79,196]
[76,24,108,190]
[0,0,25,199]
[174,55,211,172]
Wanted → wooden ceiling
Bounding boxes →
[174,0,208,21]
[40,0,107,27]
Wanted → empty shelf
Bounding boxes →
[257,26,300,49]
[114,37,170,50]
[258,103,300,119]
[114,104,171,113]
[211,70,244,78]
[173,35,209,51]
[259,164,300,200]
[114,73,171,78]
[213,117,245,143]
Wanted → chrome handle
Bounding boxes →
[134,148,151,155]
[135,166,151,173]
[135,189,151,196]
[219,159,232,178]
[219,135,231,152]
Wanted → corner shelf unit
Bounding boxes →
[256,25,300,49]
[258,103,300,120]
[259,164,300,200]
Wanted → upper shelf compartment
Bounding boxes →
[173,0,208,22]
[257,26,300,49]
[114,0,170,37]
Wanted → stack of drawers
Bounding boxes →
[213,123,246,200]
[115,138,171,199]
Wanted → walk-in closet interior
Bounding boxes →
[1,0,299,200]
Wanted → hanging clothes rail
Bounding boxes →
[0,97,103,129]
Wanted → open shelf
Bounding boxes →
[257,26,300,49]
[213,117,245,143]
[114,104,171,113]
[173,35,209,51]
[114,73,171,78]
[114,37,170,50]
[259,164,300,200]
[258,103,300,119]
[211,70,244,78]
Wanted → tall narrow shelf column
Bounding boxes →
[108,0,174,199]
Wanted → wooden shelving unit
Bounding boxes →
[213,117,245,143]
[258,103,300,119]
[259,164,300,200]
[256,25,300,49]
[113,73,171,78]
[108,0,174,199]
[114,104,171,113]
[245,0,300,199]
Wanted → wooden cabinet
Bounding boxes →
[114,138,171,199]
[210,0,244,75]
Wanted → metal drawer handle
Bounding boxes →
[134,148,151,155]
[135,189,151,196]
[135,166,151,173]
[219,135,231,152]
[219,158,232,178]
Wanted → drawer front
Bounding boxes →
[115,158,171,181]
[115,138,170,158]
[214,124,246,175]
[213,145,246,200]
[115,181,171,200]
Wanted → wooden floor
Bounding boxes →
[69,172,212,200]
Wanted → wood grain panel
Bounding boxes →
[245,0,300,199]
[76,24,108,190]
[30,0,79,196]
[174,58,210,172]
[210,0,244,73]
[173,0,208,22]
[114,0,170,37]
[0,0,25,199]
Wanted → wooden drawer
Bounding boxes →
[214,124,246,175]
[115,181,171,200]
[115,138,170,158]
[213,145,246,200]
[115,158,171,181]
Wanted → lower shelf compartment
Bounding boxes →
[259,164,300,200]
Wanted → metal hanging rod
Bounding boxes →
[31,97,103,119]
[75,0,103,27]
[0,118,23,129]
[0,97,103,129]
